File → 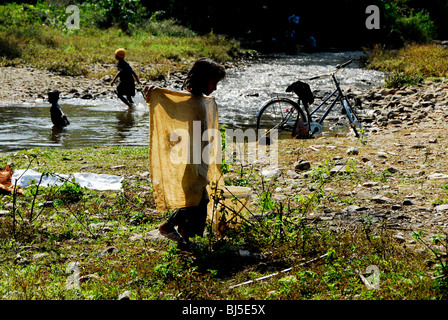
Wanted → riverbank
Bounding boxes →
[1,76,448,299]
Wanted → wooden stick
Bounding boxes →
[229,253,328,289]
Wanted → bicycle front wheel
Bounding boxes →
[256,98,308,141]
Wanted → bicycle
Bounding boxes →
[256,60,363,142]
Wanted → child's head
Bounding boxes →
[48,90,60,103]
[182,58,226,96]
[115,48,126,60]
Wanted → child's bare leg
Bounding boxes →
[126,96,134,107]
[118,94,131,107]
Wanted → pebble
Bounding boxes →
[371,195,392,204]
[294,160,311,172]
[346,147,359,155]
[118,291,131,300]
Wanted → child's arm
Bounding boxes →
[111,71,121,86]
[132,70,141,85]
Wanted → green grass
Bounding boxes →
[0,24,243,80]
[1,144,447,300]
[366,43,448,87]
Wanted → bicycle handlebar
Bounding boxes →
[301,60,353,81]
[336,60,352,69]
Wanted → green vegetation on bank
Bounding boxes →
[0,1,244,79]
[366,43,448,87]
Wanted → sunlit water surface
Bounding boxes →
[0,51,384,153]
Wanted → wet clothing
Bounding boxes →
[116,59,136,97]
[50,103,70,128]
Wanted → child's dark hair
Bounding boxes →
[48,90,60,101]
[182,58,226,95]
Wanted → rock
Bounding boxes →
[81,164,97,170]
[261,168,282,177]
[330,165,347,175]
[79,274,99,283]
[386,167,400,174]
[118,290,131,300]
[363,181,379,188]
[346,147,359,155]
[38,201,54,208]
[0,210,10,216]
[376,152,388,158]
[2,291,21,299]
[342,205,367,213]
[99,246,118,256]
[428,138,438,143]
[14,254,29,265]
[422,93,434,101]
[111,165,126,170]
[294,160,311,172]
[81,93,93,99]
[32,253,49,260]
[428,173,448,180]
[371,195,392,204]
[286,170,300,179]
[144,229,169,242]
[129,233,143,241]
[435,204,448,212]
[89,222,113,231]
[394,234,406,243]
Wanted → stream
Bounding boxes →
[0,51,385,154]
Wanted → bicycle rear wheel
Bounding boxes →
[341,96,363,138]
[256,98,308,142]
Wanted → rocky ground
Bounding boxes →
[0,65,183,103]
[1,65,448,254]
[226,78,448,255]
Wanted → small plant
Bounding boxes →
[55,179,84,204]
[412,230,448,296]
[385,71,423,88]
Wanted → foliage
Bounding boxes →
[0,1,244,77]
[381,0,436,44]
[384,71,423,88]
[366,43,448,84]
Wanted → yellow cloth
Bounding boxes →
[146,87,223,220]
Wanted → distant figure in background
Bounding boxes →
[111,48,141,108]
[48,90,70,128]
[286,14,300,41]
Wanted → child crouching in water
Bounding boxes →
[48,90,70,128]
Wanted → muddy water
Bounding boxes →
[0,51,384,153]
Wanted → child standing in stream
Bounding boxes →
[111,48,141,108]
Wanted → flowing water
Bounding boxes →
[0,51,385,154]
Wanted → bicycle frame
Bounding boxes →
[306,74,344,125]
[257,59,362,138]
